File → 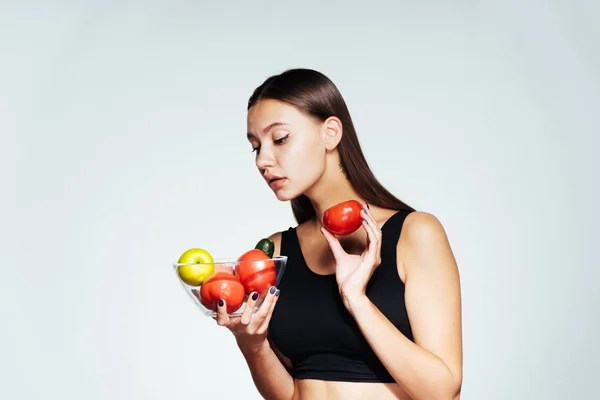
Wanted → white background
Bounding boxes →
[3,1,599,399]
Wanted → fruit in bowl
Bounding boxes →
[199,272,246,314]
[172,238,287,317]
[236,249,277,296]
[176,248,215,286]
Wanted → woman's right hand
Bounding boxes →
[213,285,281,352]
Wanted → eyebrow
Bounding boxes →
[247,122,289,139]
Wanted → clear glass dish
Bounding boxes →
[172,256,288,317]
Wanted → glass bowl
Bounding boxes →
[172,255,288,317]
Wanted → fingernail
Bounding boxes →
[251,292,258,301]
[269,286,276,294]
[363,218,368,224]
[275,289,280,297]
[218,298,224,307]
[366,203,370,209]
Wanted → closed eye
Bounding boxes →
[252,133,290,154]
[274,133,290,144]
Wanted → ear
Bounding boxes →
[323,116,343,151]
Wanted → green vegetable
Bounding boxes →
[255,238,275,258]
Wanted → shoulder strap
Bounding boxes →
[280,226,297,257]
[378,210,413,268]
[381,210,413,246]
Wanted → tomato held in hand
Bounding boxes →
[199,272,245,314]
[236,249,277,296]
[322,199,363,236]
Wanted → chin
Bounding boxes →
[273,189,296,202]
[268,178,313,202]
[271,184,303,202]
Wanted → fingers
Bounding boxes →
[254,286,277,320]
[258,287,280,331]
[361,203,382,264]
[360,203,373,223]
[215,298,230,326]
[361,203,379,235]
[240,291,260,326]
[257,286,280,334]
[213,287,280,336]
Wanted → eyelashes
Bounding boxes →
[251,133,290,153]
[274,133,290,145]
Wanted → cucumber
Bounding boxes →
[255,238,275,258]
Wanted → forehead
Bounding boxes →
[247,99,311,135]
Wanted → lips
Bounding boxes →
[266,176,286,189]
[265,174,283,183]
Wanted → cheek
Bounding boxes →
[284,140,325,180]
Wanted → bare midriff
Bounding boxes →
[293,379,412,400]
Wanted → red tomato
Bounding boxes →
[322,199,364,236]
[199,272,245,313]
[236,249,277,296]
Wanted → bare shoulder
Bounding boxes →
[398,211,457,276]
[402,211,448,241]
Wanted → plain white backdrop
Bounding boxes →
[4,1,599,399]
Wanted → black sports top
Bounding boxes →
[268,210,415,383]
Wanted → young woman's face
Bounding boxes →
[247,99,327,201]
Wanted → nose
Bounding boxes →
[255,144,276,170]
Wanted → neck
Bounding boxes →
[304,160,364,225]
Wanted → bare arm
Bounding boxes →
[228,231,295,400]
[346,212,463,400]
[237,338,294,400]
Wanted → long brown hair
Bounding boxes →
[247,68,415,224]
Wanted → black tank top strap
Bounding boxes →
[280,226,293,256]
[280,226,302,260]
[278,227,303,285]
[379,209,413,262]
[381,209,413,243]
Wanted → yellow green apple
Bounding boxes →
[177,248,215,286]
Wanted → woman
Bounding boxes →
[213,68,463,400]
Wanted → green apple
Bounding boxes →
[177,248,215,286]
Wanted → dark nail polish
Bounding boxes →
[251,292,259,301]
[275,289,280,297]
[270,286,276,294]
[363,218,368,224]
[366,203,370,209]
[218,298,224,307]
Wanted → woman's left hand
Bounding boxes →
[320,202,382,310]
